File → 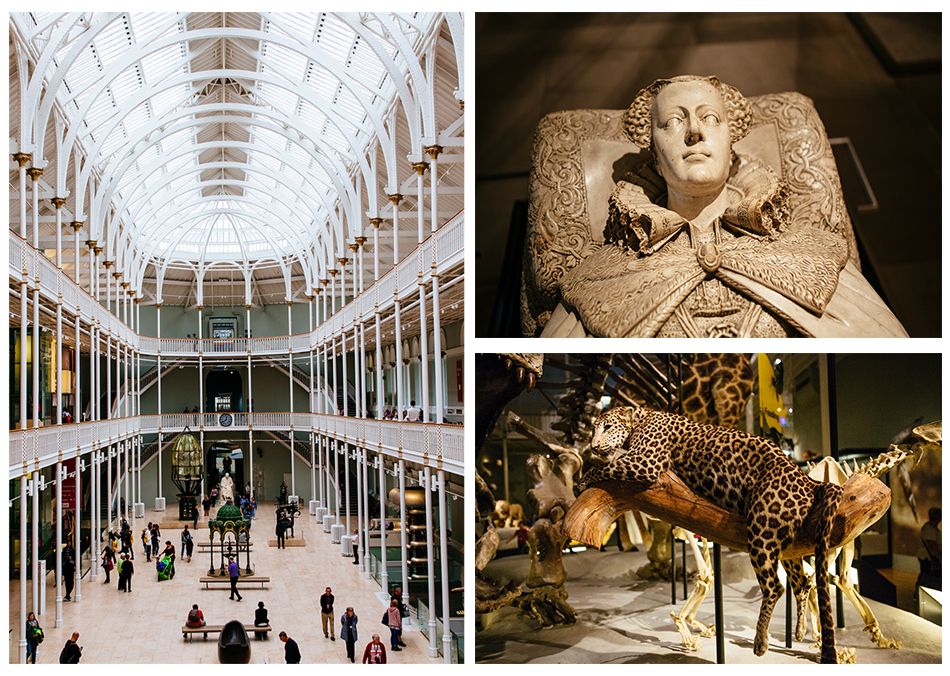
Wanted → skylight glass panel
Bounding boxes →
[314,14,355,63]
[264,13,318,45]
[129,12,181,48]
[94,15,134,67]
[140,43,187,85]
[256,82,297,116]
[119,101,151,138]
[261,42,308,78]
[60,45,104,101]
[109,67,144,109]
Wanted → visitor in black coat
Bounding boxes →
[254,601,269,640]
[123,556,134,592]
[279,632,301,663]
[59,632,82,663]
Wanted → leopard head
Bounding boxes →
[590,406,639,454]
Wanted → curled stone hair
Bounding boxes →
[623,75,754,150]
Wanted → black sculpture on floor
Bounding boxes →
[275,503,301,540]
[218,620,251,663]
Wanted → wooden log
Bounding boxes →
[563,471,890,560]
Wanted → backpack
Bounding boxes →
[59,641,79,664]
[32,625,44,644]
[188,608,200,623]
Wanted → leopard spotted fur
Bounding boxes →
[581,405,842,663]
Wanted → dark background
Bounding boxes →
[475,13,941,337]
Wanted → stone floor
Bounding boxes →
[476,549,942,664]
[10,502,441,664]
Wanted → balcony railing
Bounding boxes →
[8,211,464,357]
[9,412,463,480]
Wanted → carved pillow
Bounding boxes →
[520,93,859,336]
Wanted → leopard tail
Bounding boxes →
[813,481,844,664]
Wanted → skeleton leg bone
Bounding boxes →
[670,529,715,651]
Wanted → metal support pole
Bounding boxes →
[19,476,28,663]
[379,456,388,592]
[74,455,82,602]
[439,469,452,663]
[714,542,724,664]
[424,466,437,657]
[55,461,64,627]
[399,460,408,595]
[31,470,40,616]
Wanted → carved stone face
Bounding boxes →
[651,80,731,199]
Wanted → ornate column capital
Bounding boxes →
[387,193,404,206]
[27,166,44,181]
[71,221,84,232]
[12,151,32,167]
[368,217,383,229]
[423,144,444,160]
[337,257,349,267]
[93,245,103,256]
[50,196,67,209]
[355,236,367,247]
[348,242,359,254]
[195,305,204,311]
[244,303,253,310]
[411,161,429,176]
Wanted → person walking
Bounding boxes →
[121,527,134,560]
[276,518,287,549]
[26,611,43,664]
[192,505,199,529]
[182,526,194,562]
[124,554,134,592]
[362,634,387,664]
[62,545,76,601]
[58,632,82,663]
[142,526,152,562]
[117,554,127,592]
[352,529,359,564]
[253,601,269,640]
[279,631,301,663]
[186,604,206,628]
[228,556,243,601]
[320,587,335,640]
[101,541,115,583]
[150,525,160,559]
[340,607,359,663]
[386,598,403,651]
[391,587,408,647]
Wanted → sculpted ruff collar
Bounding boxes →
[558,154,851,337]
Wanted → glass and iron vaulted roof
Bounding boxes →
[10,12,460,280]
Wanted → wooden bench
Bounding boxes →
[181,623,272,641]
[199,576,270,590]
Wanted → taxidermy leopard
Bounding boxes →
[580,405,843,663]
